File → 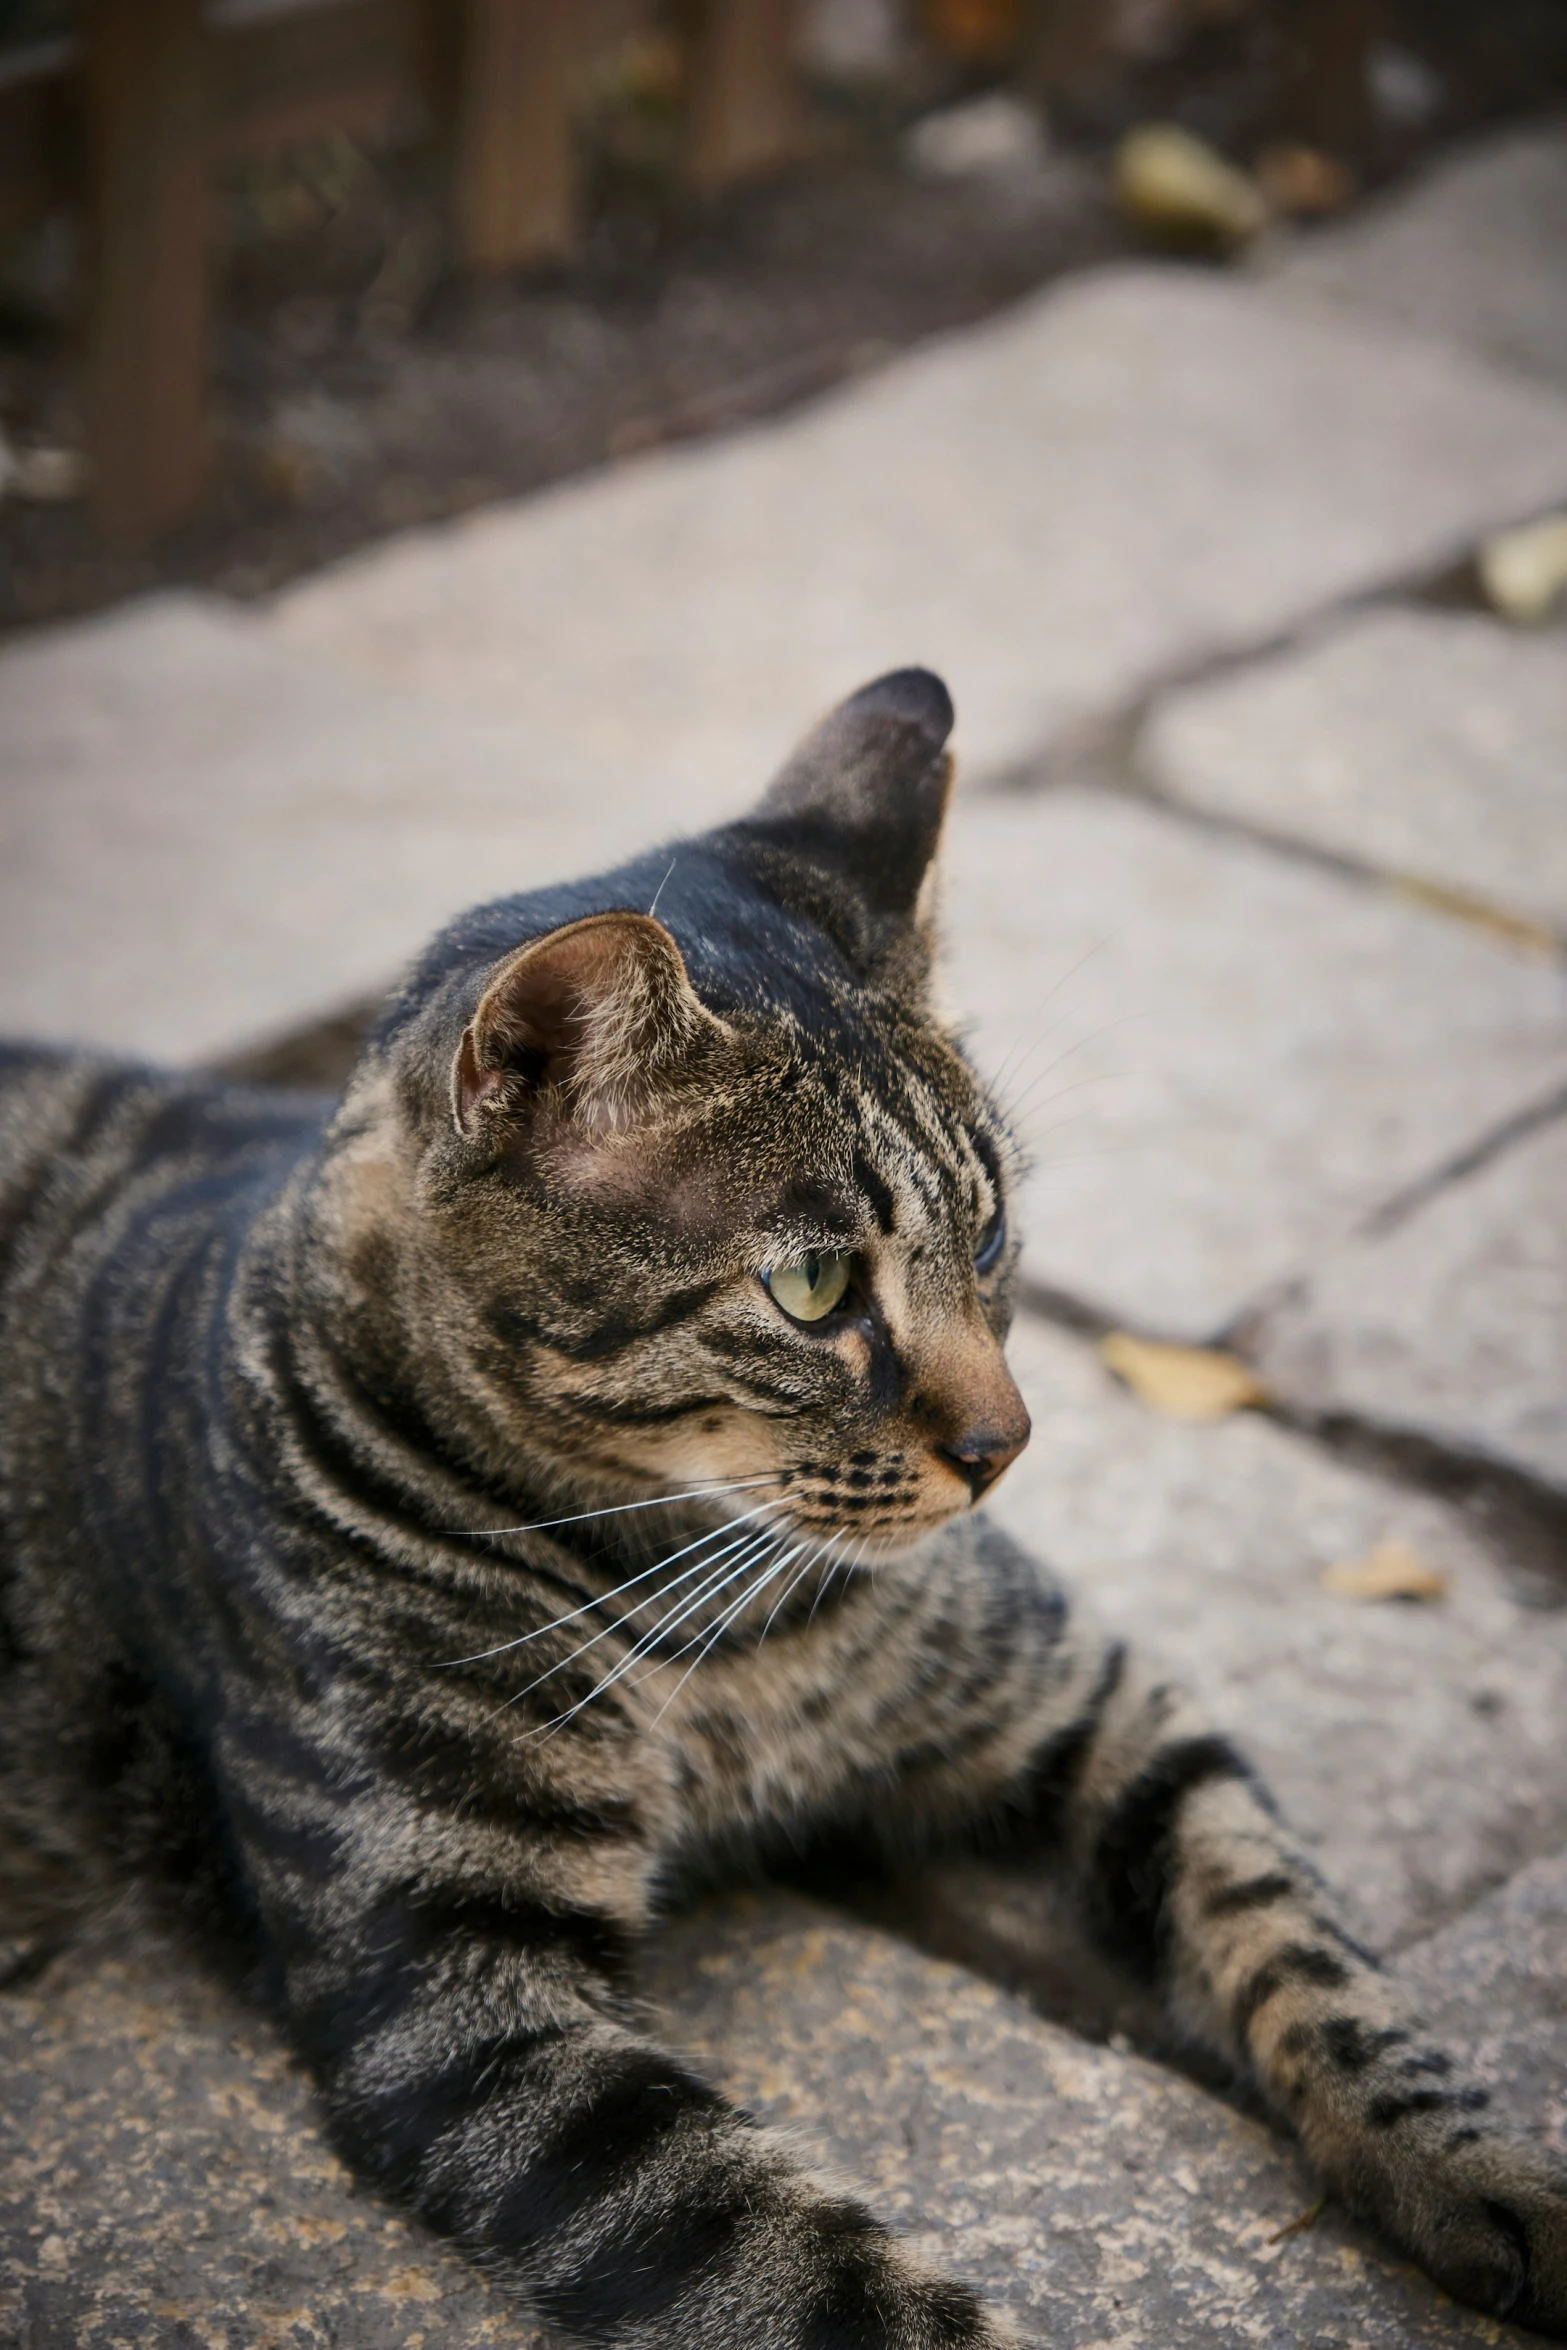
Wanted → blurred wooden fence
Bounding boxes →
[0,0,803,546]
[0,0,1380,550]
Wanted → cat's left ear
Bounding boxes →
[452,912,728,1139]
[747,667,956,922]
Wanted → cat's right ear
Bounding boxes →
[451,910,727,1141]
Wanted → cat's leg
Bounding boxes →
[233,1752,1018,2350]
[873,1527,1567,2337]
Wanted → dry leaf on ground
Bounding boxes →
[1113,124,1269,249]
[1255,144,1354,216]
[1387,874,1560,961]
[1100,1332,1267,1419]
[1321,1539,1448,1603]
[1479,512,1567,624]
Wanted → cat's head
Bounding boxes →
[344,669,1028,1557]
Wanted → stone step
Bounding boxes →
[1245,1107,1567,1495]
[6,1862,1559,2350]
[0,594,622,1064]
[941,791,1567,1341]
[985,1314,1567,1957]
[649,1884,1562,2348]
[1398,1846,1567,2153]
[1140,605,1567,941]
[271,263,1567,805]
[1262,123,1567,396]
[0,1913,545,2350]
[8,255,1567,1074]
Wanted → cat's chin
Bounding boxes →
[835,1508,974,1563]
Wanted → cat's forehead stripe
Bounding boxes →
[850,1087,983,1236]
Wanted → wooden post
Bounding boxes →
[1294,0,1385,154]
[685,0,801,195]
[1024,0,1119,111]
[85,0,211,546]
[453,0,578,273]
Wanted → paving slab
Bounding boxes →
[1265,125,1567,394]
[0,593,625,1065]
[1141,606,1567,938]
[273,264,1567,805]
[1246,1110,1567,1495]
[980,1313,1567,1956]
[2,1884,1550,2350]
[0,1911,545,2350]
[2,1324,1559,2343]
[1399,1846,1567,2156]
[940,790,1567,1339]
[652,1888,1550,2349]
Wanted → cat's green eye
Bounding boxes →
[974,1203,1007,1275]
[763,1249,853,1324]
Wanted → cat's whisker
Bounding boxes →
[438,1497,789,1667]
[525,1528,791,1738]
[797,1527,862,1621]
[691,1537,815,1662]
[485,1535,779,1726]
[756,1537,830,1645]
[750,1519,876,1652]
[1003,1067,1127,1139]
[998,1011,1151,1135]
[643,1539,815,1726]
[650,1549,805,1686]
[673,1515,868,1701]
[521,1522,790,1725]
[448,1474,785,1543]
[986,1004,1091,1105]
[982,935,1114,1094]
[504,1517,789,1700]
[806,1533,858,1625]
[605,1525,791,1680]
[839,1533,875,1608]
[447,1511,785,1673]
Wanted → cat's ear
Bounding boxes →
[451,912,727,1139]
[751,667,956,919]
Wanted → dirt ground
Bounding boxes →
[1,0,1564,640]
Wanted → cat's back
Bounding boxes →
[0,1042,122,1235]
[0,1045,333,1519]
[0,1043,327,1307]
[0,1044,332,1684]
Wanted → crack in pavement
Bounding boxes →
[976,487,1567,818]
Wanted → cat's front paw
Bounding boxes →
[786,2225,1021,2350]
[1354,2128,1567,2339]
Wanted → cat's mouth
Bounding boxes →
[778,1442,1015,1549]
[780,1488,980,1557]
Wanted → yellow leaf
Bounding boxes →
[1099,1332,1267,1419]
[1321,1539,1448,1603]
[1267,2191,1329,2245]
[1113,124,1269,250]
[1254,143,1354,216]
[1479,511,1567,624]
[1389,873,1560,962]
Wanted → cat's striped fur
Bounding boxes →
[2,670,1564,2346]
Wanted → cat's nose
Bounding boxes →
[939,1402,1031,1502]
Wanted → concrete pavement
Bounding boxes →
[3,121,1566,2350]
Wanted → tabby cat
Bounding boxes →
[2,670,1564,2347]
